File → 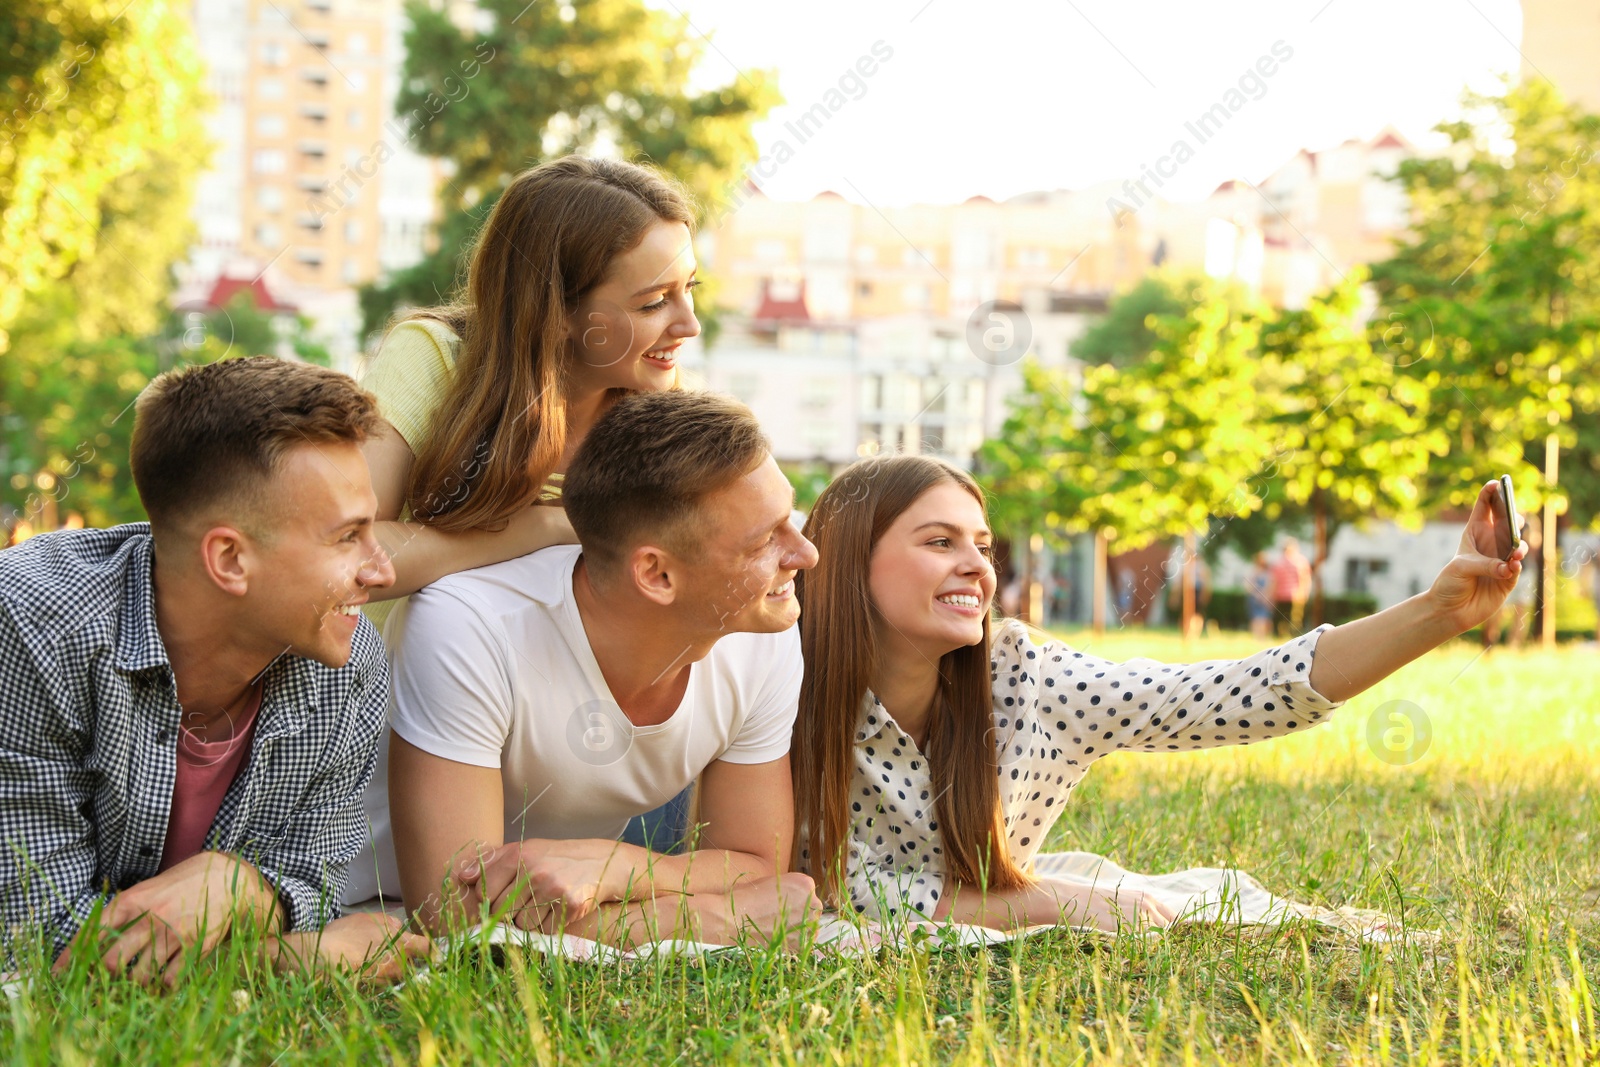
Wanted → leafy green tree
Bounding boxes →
[0,0,208,350]
[1237,270,1442,620]
[1070,272,1189,367]
[981,280,1276,631]
[1369,82,1600,520]
[359,0,779,337]
[1,0,210,530]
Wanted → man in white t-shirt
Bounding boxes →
[358,391,822,944]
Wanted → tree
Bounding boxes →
[1245,270,1443,622]
[980,278,1277,633]
[1370,81,1600,641]
[359,0,780,337]
[0,0,208,351]
[1070,272,1189,367]
[1,0,211,531]
[1370,82,1600,517]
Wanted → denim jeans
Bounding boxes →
[618,784,694,854]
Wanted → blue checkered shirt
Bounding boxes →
[0,524,388,962]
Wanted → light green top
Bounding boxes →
[361,319,561,635]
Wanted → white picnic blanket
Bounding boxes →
[427,850,1431,964]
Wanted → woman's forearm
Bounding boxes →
[369,509,574,600]
[1307,592,1459,703]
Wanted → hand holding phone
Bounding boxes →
[1496,474,1522,563]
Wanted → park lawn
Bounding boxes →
[5,632,1597,1065]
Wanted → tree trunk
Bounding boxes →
[1181,530,1196,644]
[1092,529,1108,636]
[1312,486,1328,628]
[1542,432,1560,649]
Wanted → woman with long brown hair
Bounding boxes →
[357,156,701,633]
[793,455,1526,932]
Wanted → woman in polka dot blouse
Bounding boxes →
[791,456,1527,933]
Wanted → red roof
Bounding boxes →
[205,274,296,313]
[1370,130,1408,150]
[754,279,810,322]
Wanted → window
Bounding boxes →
[257,78,284,100]
[1344,558,1390,595]
[253,223,281,246]
[347,33,368,54]
[859,374,883,411]
[260,42,287,66]
[802,420,836,453]
[255,185,283,211]
[252,150,287,174]
[344,219,360,243]
[342,259,359,282]
[294,248,324,267]
[347,106,363,130]
[255,114,285,137]
[801,377,834,408]
[901,282,929,309]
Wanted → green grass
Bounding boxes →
[6,631,1598,1065]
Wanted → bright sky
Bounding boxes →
[662,0,1527,206]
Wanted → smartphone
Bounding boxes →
[1497,474,1522,562]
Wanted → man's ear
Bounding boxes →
[198,525,254,598]
[628,544,678,607]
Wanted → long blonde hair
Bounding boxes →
[793,456,1033,906]
[400,156,694,531]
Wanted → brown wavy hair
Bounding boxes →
[793,455,1032,907]
[397,156,694,531]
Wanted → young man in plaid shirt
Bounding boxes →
[0,357,432,985]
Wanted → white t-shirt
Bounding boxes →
[343,545,801,904]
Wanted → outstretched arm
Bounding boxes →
[362,420,577,601]
[1308,480,1525,702]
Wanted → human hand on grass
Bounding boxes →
[52,851,281,989]
[1425,479,1529,634]
[1062,885,1178,934]
[455,838,636,931]
[270,913,436,983]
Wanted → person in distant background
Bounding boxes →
[1247,552,1274,639]
[1270,539,1313,637]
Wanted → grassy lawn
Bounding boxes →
[6,631,1597,1065]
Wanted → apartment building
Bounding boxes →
[178,0,442,367]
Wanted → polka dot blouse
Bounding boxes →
[832,620,1347,920]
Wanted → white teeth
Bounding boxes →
[768,580,792,596]
[335,605,360,616]
[937,594,980,608]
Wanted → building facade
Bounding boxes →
[178,0,443,368]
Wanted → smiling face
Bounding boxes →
[244,441,395,668]
[676,455,820,636]
[566,219,701,392]
[867,481,997,659]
